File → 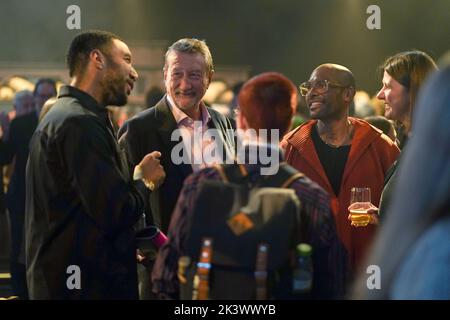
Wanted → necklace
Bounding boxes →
[318,121,353,148]
[323,140,346,148]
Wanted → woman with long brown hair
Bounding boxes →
[353,59,450,299]
[349,51,438,225]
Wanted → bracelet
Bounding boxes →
[142,179,156,191]
[134,164,156,191]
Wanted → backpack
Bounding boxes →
[179,162,308,300]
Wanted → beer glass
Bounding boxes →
[349,187,372,227]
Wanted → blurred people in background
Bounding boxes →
[229,81,244,119]
[365,115,397,144]
[2,89,43,299]
[290,94,310,130]
[282,64,399,289]
[370,94,386,116]
[353,90,375,118]
[351,51,438,226]
[13,90,35,117]
[145,86,165,110]
[0,126,9,218]
[33,78,57,117]
[0,111,11,141]
[353,59,450,300]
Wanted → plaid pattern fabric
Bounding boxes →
[152,160,347,299]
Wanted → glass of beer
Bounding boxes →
[349,187,372,227]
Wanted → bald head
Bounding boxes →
[311,63,355,88]
[305,63,356,120]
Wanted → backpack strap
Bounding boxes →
[258,163,309,246]
[257,162,305,188]
[214,162,303,188]
[214,163,248,185]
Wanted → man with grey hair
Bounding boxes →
[13,90,35,117]
[282,64,399,289]
[118,38,235,299]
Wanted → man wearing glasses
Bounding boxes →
[281,64,399,288]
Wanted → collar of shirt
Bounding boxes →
[166,94,211,128]
[58,86,108,118]
[58,85,114,132]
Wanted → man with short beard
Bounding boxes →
[25,30,165,299]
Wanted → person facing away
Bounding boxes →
[352,58,450,300]
[152,72,347,299]
[25,30,165,299]
[353,51,438,226]
[281,64,399,279]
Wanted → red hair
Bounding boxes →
[238,72,297,137]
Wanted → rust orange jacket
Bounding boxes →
[282,118,400,271]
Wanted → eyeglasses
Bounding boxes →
[299,79,352,96]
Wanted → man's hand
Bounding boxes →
[347,202,380,227]
[135,151,166,190]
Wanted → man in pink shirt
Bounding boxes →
[119,38,235,233]
[118,38,235,299]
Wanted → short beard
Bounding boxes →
[101,71,127,107]
[104,87,127,107]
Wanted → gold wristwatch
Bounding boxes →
[133,165,156,191]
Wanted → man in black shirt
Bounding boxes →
[25,30,165,299]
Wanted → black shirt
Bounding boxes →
[311,125,351,196]
[26,85,144,299]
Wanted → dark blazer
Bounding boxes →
[118,96,235,233]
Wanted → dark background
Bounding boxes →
[0,0,449,95]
